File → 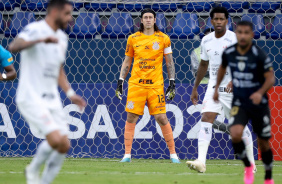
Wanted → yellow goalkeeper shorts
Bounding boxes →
[125,84,166,115]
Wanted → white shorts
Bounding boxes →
[17,102,68,138]
[201,90,233,119]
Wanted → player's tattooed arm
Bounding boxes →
[119,56,133,79]
[164,53,175,79]
[9,37,58,53]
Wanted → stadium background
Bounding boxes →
[0,0,281,161]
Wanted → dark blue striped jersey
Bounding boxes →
[221,43,273,105]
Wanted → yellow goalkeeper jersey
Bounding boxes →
[125,31,172,88]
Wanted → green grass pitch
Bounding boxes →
[1,158,281,184]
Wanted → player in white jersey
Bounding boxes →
[187,7,256,173]
[9,1,86,184]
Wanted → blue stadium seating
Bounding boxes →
[200,17,233,38]
[0,14,4,34]
[102,13,134,38]
[117,0,150,12]
[21,0,48,11]
[156,13,167,33]
[0,0,21,11]
[182,2,215,12]
[249,2,281,13]
[69,13,101,39]
[266,15,282,39]
[4,12,35,37]
[242,14,265,39]
[168,13,200,39]
[152,3,178,12]
[220,1,250,13]
[84,2,116,12]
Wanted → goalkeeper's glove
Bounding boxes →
[115,78,124,100]
[165,79,176,101]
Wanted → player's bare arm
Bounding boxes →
[226,81,233,93]
[115,56,133,100]
[213,64,226,103]
[8,37,58,53]
[250,70,275,105]
[0,65,17,81]
[58,65,86,110]
[191,59,209,105]
[164,53,176,101]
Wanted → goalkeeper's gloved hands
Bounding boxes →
[165,79,176,101]
[115,78,124,100]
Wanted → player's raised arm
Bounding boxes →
[9,33,58,53]
[58,64,86,110]
[115,35,134,100]
[0,45,16,80]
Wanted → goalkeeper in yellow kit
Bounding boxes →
[115,8,180,163]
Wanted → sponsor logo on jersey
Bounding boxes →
[8,57,13,62]
[152,42,160,50]
[207,49,211,52]
[214,51,219,55]
[145,46,149,49]
[139,79,154,84]
[223,46,227,49]
[127,101,134,110]
[136,45,142,47]
[224,38,232,43]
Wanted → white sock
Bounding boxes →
[242,126,255,165]
[41,151,65,184]
[198,121,212,165]
[28,140,53,172]
[170,153,178,159]
[123,154,131,159]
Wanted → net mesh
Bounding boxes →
[0,0,281,160]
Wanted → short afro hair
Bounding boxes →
[210,6,229,19]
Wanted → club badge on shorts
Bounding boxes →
[152,42,160,50]
[127,101,134,110]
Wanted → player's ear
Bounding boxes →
[154,17,156,23]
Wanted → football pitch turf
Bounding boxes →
[1,158,282,184]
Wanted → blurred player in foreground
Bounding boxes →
[9,1,86,184]
[214,21,275,184]
[187,7,255,173]
[115,8,180,163]
[0,45,16,81]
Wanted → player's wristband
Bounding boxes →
[2,73,7,80]
[118,78,124,86]
[66,88,76,98]
[169,79,175,87]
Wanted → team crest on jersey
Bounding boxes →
[127,101,134,110]
[238,61,246,71]
[152,42,160,50]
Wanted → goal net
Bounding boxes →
[0,0,281,161]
